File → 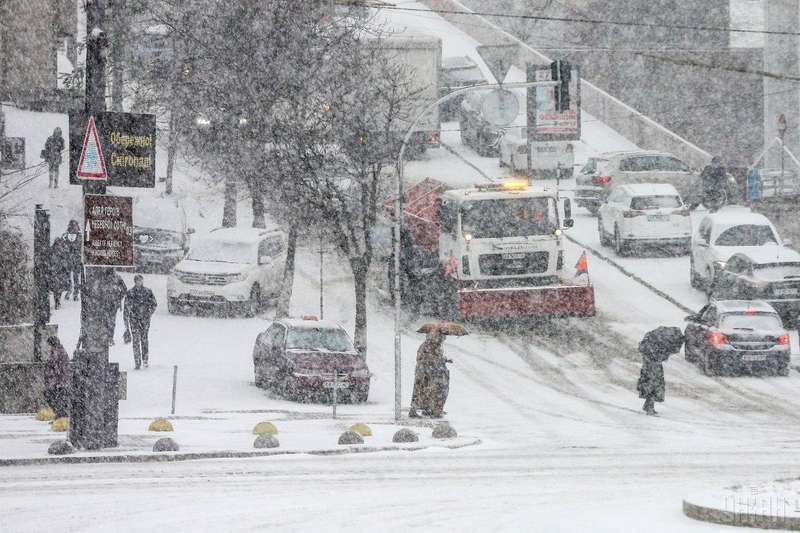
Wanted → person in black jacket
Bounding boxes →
[62,220,82,300]
[42,128,65,189]
[48,235,71,309]
[124,275,157,369]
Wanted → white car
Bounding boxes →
[167,227,286,317]
[690,207,788,290]
[597,183,692,255]
[499,136,575,179]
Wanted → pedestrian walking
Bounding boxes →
[124,275,157,369]
[636,326,684,415]
[44,336,70,418]
[62,220,82,301]
[41,127,65,189]
[105,273,127,345]
[409,322,465,418]
[48,235,71,309]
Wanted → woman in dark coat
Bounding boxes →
[48,236,71,309]
[409,330,445,418]
[636,327,683,416]
[44,336,70,418]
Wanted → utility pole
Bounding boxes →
[70,0,119,450]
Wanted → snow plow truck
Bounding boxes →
[387,178,595,319]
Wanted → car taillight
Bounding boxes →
[672,208,690,216]
[591,175,612,185]
[778,334,790,345]
[428,132,440,145]
[622,210,645,218]
[708,332,728,345]
[516,145,528,155]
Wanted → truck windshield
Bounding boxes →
[461,197,557,238]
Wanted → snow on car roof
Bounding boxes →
[702,207,772,228]
[278,318,346,331]
[714,299,778,314]
[206,226,281,243]
[598,149,674,159]
[620,183,680,196]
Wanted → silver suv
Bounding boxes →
[575,150,700,215]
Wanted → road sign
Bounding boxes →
[83,194,134,267]
[476,44,517,85]
[69,111,156,187]
[527,64,581,142]
[481,88,519,127]
[76,116,108,180]
[0,137,25,171]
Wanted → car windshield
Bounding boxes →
[461,197,557,238]
[620,156,689,172]
[285,327,354,352]
[720,313,782,331]
[187,240,256,263]
[714,225,778,246]
[630,195,682,210]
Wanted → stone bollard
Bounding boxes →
[254,434,280,449]
[392,428,418,443]
[338,430,364,445]
[432,422,458,439]
[349,423,372,437]
[148,417,174,432]
[153,437,180,452]
[47,440,75,455]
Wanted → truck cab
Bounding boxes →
[437,181,570,285]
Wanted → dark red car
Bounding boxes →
[252,318,370,403]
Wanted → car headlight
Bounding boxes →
[225,272,248,283]
[714,260,727,271]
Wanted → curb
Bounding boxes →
[0,437,481,467]
[565,234,696,315]
[683,498,800,530]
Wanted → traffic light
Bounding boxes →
[550,60,571,111]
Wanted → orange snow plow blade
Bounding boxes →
[458,284,595,319]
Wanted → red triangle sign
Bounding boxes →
[76,116,108,180]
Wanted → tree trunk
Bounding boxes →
[165,112,178,195]
[110,1,125,112]
[222,175,237,228]
[276,225,298,318]
[250,179,266,228]
[351,257,368,358]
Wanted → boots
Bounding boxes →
[643,398,657,416]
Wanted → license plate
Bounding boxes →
[742,354,767,362]
[647,214,669,222]
[323,381,350,389]
[775,288,799,296]
[502,253,526,260]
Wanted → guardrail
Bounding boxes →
[419,0,712,169]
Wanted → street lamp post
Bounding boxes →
[392,79,559,421]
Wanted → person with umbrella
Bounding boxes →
[409,322,466,418]
[636,326,684,416]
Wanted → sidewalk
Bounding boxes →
[0,409,479,466]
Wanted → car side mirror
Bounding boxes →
[187,227,196,235]
[563,219,574,228]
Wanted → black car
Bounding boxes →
[711,250,800,328]
[252,318,370,403]
[684,299,790,376]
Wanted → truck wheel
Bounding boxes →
[167,298,179,314]
[684,345,696,363]
[779,364,790,377]
[614,226,628,256]
[243,285,261,318]
[254,365,267,388]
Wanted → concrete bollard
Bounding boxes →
[153,437,180,452]
[253,434,280,449]
[338,431,364,445]
[392,428,418,443]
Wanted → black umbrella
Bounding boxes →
[639,326,684,360]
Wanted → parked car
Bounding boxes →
[690,207,788,290]
[167,227,286,317]
[597,183,692,255]
[252,317,370,403]
[440,55,485,121]
[132,196,193,272]
[575,150,700,215]
[711,250,800,327]
[499,135,575,178]
[683,299,790,376]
